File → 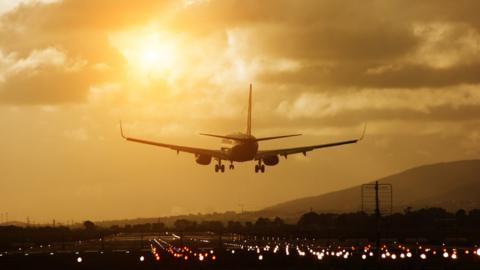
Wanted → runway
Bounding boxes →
[2,232,480,269]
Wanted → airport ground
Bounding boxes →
[1,232,480,269]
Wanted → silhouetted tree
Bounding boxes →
[83,220,95,231]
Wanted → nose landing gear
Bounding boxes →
[255,160,265,173]
[229,161,235,170]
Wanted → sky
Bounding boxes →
[1,0,480,223]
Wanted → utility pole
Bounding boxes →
[238,204,244,214]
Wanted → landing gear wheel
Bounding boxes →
[255,160,265,173]
[221,164,225,172]
[229,164,235,170]
[215,164,219,172]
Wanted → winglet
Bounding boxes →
[120,121,126,139]
[358,123,367,141]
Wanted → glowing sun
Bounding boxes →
[110,29,177,79]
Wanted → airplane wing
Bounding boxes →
[256,124,366,159]
[120,123,229,160]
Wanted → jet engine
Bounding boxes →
[263,155,279,166]
[195,154,212,165]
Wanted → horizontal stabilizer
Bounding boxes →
[254,134,302,142]
[199,133,243,141]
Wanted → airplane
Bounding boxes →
[120,84,366,173]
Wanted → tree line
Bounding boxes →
[2,207,480,248]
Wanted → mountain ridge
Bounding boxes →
[262,159,480,216]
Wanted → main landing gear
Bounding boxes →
[255,160,265,173]
[215,160,234,172]
[215,160,225,173]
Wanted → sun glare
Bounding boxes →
[110,29,177,80]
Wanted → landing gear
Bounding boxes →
[215,160,225,173]
[255,160,265,173]
[229,162,235,170]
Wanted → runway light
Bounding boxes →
[199,254,204,261]
[258,254,263,261]
[443,252,449,258]
[362,254,367,260]
[406,252,412,258]
[391,254,397,260]
[420,253,427,260]
[451,253,457,259]
[381,254,386,259]
[400,253,405,259]
[77,257,83,263]
[231,250,235,254]
[477,248,480,256]
[139,255,145,262]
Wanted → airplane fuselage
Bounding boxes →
[221,133,258,162]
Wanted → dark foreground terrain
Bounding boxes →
[1,233,480,270]
[1,251,479,270]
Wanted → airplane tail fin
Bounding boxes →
[246,83,252,136]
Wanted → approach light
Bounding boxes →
[258,254,263,261]
[362,254,367,260]
[420,253,427,260]
[139,255,145,262]
[77,257,83,263]
[451,253,457,259]
[443,252,449,258]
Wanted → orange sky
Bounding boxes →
[1,0,480,223]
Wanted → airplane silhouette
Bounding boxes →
[121,84,366,173]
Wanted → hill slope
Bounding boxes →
[263,160,480,216]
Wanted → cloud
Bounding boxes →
[0,47,111,104]
[275,85,480,124]
[1,0,480,109]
